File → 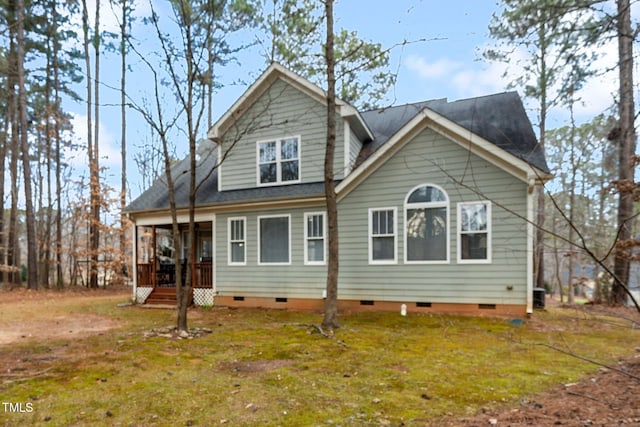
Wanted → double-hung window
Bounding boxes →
[228,217,246,265]
[369,208,397,264]
[258,215,291,265]
[458,201,491,263]
[257,137,300,185]
[304,212,326,265]
[405,184,449,263]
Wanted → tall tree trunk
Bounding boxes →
[90,0,101,289]
[8,94,19,286]
[322,0,340,330]
[53,0,63,288]
[0,73,8,284]
[534,20,548,293]
[567,111,577,304]
[81,0,98,288]
[17,0,38,290]
[6,0,19,286]
[612,0,635,304]
[178,12,197,333]
[120,0,128,281]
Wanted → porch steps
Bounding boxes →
[144,287,193,306]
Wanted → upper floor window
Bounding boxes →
[257,137,300,185]
[458,201,491,263]
[405,184,449,263]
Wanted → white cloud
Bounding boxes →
[404,53,512,100]
[405,55,463,80]
[81,0,153,35]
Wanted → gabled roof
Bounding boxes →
[336,93,550,196]
[359,92,548,173]
[126,68,549,215]
[208,62,373,143]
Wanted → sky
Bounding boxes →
[65,0,624,203]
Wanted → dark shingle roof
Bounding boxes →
[125,144,327,213]
[359,92,549,173]
[126,92,547,214]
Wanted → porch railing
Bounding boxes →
[136,261,213,289]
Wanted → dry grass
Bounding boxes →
[0,290,638,426]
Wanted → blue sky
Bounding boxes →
[65,0,621,201]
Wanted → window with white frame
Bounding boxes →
[304,212,326,265]
[228,217,246,265]
[369,208,397,264]
[257,137,300,185]
[458,201,491,263]
[258,215,290,264]
[405,184,449,263]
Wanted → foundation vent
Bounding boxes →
[233,296,245,301]
[275,297,288,303]
[479,303,496,310]
[416,302,432,308]
[359,300,375,306]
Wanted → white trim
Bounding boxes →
[368,207,398,265]
[526,182,535,314]
[256,136,302,187]
[132,225,138,301]
[304,212,327,266]
[227,217,247,266]
[403,184,450,265]
[257,214,292,266]
[456,201,492,264]
[343,119,351,175]
[217,143,222,192]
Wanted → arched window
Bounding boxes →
[405,184,449,263]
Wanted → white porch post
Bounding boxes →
[132,223,138,302]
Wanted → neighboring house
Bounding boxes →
[125,63,551,316]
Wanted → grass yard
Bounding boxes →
[0,289,638,426]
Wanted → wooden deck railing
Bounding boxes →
[136,263,154,287]
[136,262,212,289]
[194,262,212,289]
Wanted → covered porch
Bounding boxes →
[133,221,214,306]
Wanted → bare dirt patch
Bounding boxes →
[0,313,122,345]
[0,287,127,346]
[0,287,129,383]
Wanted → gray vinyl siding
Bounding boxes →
[215,206,328,299]
[348,128,362,173]
[337,127,529,305]
[219,78,345,191]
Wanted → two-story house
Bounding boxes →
[125,63,550,316]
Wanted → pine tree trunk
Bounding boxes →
[17,0,38,290]
[120,0,128,282]
[322,0,340,330]
[53,0,63,288]
[612,0,635,305]
[90,0,102,289]
[0,75,8,284]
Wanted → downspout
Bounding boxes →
[527,177,536,314]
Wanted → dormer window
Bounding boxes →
[257,137,300,185]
